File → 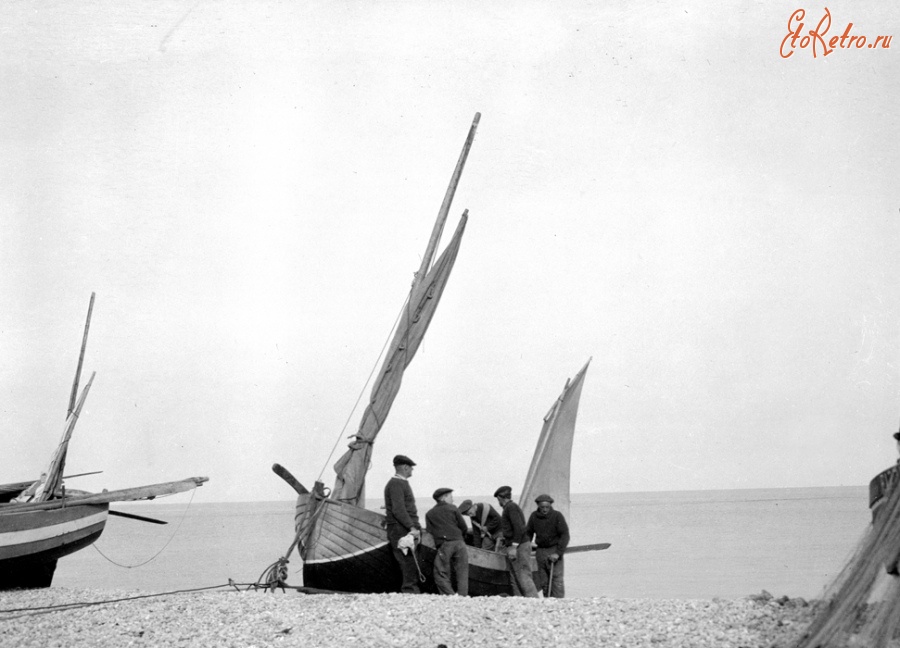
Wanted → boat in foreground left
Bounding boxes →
[0,293,208,590]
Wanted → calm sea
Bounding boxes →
[53,486,871,600]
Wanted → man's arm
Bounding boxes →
[510,505,527,539]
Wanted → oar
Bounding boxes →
[547,560,554,597]
[566,542,611,554]
[109,509,168,524]
[272,463,309,495]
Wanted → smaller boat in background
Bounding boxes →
[0,293,208,590]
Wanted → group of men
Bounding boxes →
[383,453,570,598]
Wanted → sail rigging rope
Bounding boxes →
[315,293,410,485]
[90,489,197,568]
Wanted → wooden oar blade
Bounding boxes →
[566,542,611,554]
[272,463,309,495]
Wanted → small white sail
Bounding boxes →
[519,358,592,522]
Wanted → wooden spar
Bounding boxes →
[0,471,102,493]
[40,371,97,501]
[564,542,611,554]
[59,471,103,480]
[109,509,168,524]
[272,463,309,495]
[415,112,480,282]
[68,292,95,418]
[2,476,209,512]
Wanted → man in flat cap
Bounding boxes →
[526,493,570,597]
[493,485,539,597]
[458,499,502,550]
[384,454,422,593]
[425,488,469,595]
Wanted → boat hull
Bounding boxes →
[0,503,108,589]
[296,495,533,596]
[870,464,899,521]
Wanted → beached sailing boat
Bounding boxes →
[0,293,208,590]
[270,114,604,595]
[269,113,479,594]
[442,359,594,596]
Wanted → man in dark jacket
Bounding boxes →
[458,499,502,550]
[526,493,570,597]
[425,487,469,595]
[384,454,421,593]
[494,485,539,598]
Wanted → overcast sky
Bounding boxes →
[1,2,898,504]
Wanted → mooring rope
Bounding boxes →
[90,489,197,568]
[0,582,239,620]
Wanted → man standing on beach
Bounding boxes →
[384,454,422,593]
[458,499,502,550]
[425,487,470,595]
[494,485,539,598]
[526,493,570,598]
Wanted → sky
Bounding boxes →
[1,1,898,505]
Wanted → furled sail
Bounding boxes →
[37,372,96,502]
[519,358,592,522]
[18,293,97,504]
[331,214,467,505]
[330,113,481,507]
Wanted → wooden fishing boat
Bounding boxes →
[423,358,592,596]
[271,115,600,595]
[869,462,899,521]
[0,500,108,589]
[283,359,592,595]
[275,113,479,595]
[791,443,900,647]
[0,294,208,590]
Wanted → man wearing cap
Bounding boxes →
[425,488,469,595]
[384,454,422,593]
[526,493,570,598]
[493,485,539,598]
[458,500,502,550]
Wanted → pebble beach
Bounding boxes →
[0,587,817,648]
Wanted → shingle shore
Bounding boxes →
[0,587,815,648]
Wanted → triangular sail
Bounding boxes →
[519,358,591,522]
[329,114,480,507]
[331,214,468,505]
